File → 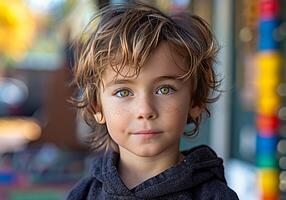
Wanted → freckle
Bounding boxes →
[167,102,188,114]
[111,109,121,115]
[165,104,180,113]
[113,107,131,115]
[122,107,132,113]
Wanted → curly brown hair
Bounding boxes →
[71,2,220,152]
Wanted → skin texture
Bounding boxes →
[97,42,200,189]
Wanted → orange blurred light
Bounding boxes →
[0,118,41,141]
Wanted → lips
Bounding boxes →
[133,130,162,135]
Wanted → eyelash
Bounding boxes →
[113,85,176,98]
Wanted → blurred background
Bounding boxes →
[0,0,285,199]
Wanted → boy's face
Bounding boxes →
[98,42,198,157]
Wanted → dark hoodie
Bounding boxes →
[67,145,239,199]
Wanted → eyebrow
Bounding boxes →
[105,75,183,88]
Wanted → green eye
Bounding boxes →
[157,86,175,95]
[115,89,132,97]
[160,87,170,94]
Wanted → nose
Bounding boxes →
[136,96,158,120]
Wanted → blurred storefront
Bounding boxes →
[0,0,95,199]
[0,0,285,199]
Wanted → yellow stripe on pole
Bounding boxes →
[258,169,279,196]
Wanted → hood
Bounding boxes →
[91,145,226,199]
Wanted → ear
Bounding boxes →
[94,112,106,124]
[188,106,203,120]
[93,92,105,124]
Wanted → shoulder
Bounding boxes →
[182,145,239,199]
[66,151,117,200]
[193,179,239,200]
[66,176,101,200]
[182,145,219,158]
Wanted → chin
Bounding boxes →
[131,147,164,157]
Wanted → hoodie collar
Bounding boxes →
[91,145,226,198]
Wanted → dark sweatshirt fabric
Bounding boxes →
[67,145,239,199]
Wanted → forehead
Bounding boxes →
[102,42,188,82]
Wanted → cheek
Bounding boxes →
[101,99,132,123]
[165,103,187,113]
[102,98,122,114]
[103,104,126,139]
[163,95,190,115]
[163,101,189,122]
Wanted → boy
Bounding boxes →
[68,2,239,199]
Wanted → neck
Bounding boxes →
[118,146,184,189]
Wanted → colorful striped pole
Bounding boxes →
[256,0,281,199]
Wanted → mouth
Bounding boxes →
[132,130,162,135]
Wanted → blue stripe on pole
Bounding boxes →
[258,19,280,50]
[256,134,279,154]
